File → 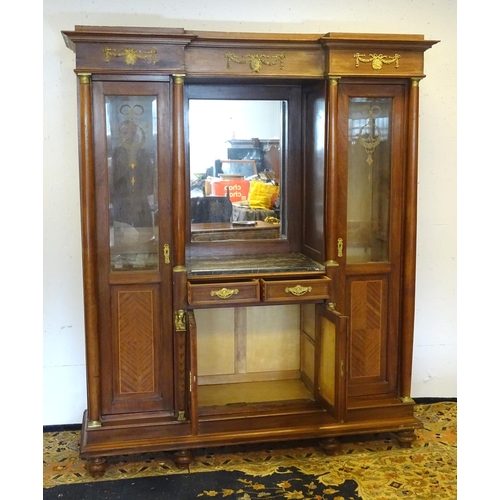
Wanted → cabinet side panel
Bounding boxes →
[196,308,235,378]
[300,333,315,390]
[302,84,326,262]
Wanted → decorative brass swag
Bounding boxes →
[103,47,157,65]
[225,52,285,73]
[354,52,400,70]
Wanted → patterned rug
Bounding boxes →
[43,402,456,499]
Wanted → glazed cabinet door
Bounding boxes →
[336,82,407,399]
[92,80,175,417]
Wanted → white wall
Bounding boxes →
[43,0,457,425]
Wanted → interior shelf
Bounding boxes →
[198,379,314,407]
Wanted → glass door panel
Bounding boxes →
[105,96,159,271]
[346,98,392,264]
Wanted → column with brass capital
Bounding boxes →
[172,74,186,269]
[400,77,422,400]
[77,72,101,427]
[172,74,187,310]
[325,77,341,306]
[171,74,189,420]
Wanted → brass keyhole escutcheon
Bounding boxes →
[163,244,170,264]
[337,238,344,258]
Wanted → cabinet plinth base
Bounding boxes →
[78,401,422,476]
[172,449,195,469]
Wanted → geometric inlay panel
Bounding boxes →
[349,279,383,379]
[117,290,155,394]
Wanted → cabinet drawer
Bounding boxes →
[188,280,260,307]
[261,277,331,303]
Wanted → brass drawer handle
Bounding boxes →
[285,285,312,296]
[210,288,239,299]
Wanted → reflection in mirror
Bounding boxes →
[188,100,284,242]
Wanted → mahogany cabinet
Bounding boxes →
[62,26,438,476]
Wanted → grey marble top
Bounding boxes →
[187,253,325,276]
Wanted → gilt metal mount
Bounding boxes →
[175,310,186,331]
[210,288,239,299]
[103,47,157,65]
[354,52,400,70]
[225,52,285,73]
[285,285,312,296]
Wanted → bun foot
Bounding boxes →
[172,449,194,469]
[319,437,340,455]
[85,457,108,478]
[396,428,416,448]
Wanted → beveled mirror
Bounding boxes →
[186,84,304,247]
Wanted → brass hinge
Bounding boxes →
[177,410,186,421]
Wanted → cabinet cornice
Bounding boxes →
[62,26,438,79]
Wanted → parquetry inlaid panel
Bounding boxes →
[349,279,384,379]
[116,289,156,395]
